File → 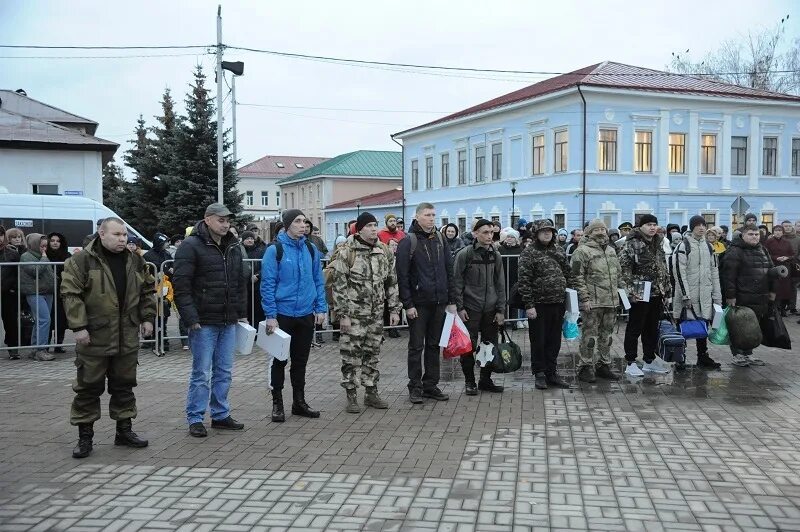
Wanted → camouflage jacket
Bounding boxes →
[517,240,570,308]
[619,228,671,298]
[570,235,623,308]
[330,235,400,320]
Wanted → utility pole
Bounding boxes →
[215,4,224,204]
[231,74,237,165]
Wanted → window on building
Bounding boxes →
[491,215,500,224]
[475,146,486,182]
[793,139,800,176]
[554,130,568,173]
[261,191,269,206]
[275,162,285,168]
[731,213,745,228]
[245,191,254,206]
[440,153,450,187]
[634,212,654,226]
[32,184,59,195]
[411,160,419,191]
[763,137,778,176]
[511,213,520,228]
[301,186,306,204]
[532,134,545,175]
[425,156,433,189]
[491,143,502,180]
[457,149,467,185]
[634,130,652,173]
[598,129,617,171]
[700,134,717,175]
[441,217,449,226]
[316,184,321,203]
[702,212,717,226]
[295,163,304,169]
[554,213,565,229]
[277,191,281,206]
[334,223,339,237]
[762,212,775,231]
[602,213,614,228]
[457,217,467,235]
[668,133,686,173]
[290,192,295,207]
[731,136,747,175]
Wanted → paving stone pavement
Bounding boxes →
[2,319,800,531]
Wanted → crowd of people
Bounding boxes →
[0,202,796,459]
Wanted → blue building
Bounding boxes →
[393,61,800,234]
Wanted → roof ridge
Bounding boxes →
[0,107,111,141]
[0,89,97,125]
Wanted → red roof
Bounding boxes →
[238,155,329,177]
[326,188,403,210]
[396,61,800,136]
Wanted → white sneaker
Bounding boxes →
[625,363,645,377]
[745,355,765,366]
[651,357,672,372]
[731,354,750,367]
[642,360,670,374]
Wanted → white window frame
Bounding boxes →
[410,159,419,191]
[699,133,718,175]
[665,209,688,228]
[553,128,568,174]
[245,190,254,206]
[633,128,654,174]
[700,210,719,227]
[531,132,546,176]
[551,203,567,229]
[597,124,620,173]
[760,210,776,231]
[474,144,486,183]
[260,191,269,207]
[762,136,779,176]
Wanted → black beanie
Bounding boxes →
[638,214,658,227]
[282,209,305,228]
[355,211,378,232]
[473,218,493,232]
[689,215,707,231]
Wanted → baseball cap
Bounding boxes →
[205,203,233,217]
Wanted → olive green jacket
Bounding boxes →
[61,238,157,357]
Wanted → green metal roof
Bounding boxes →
[276,150,401,184]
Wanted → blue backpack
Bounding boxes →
[658,320,686,363]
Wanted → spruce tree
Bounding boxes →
[101,158,132,218]
[122,115,164,237]
[160,66,242,235]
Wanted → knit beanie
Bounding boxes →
[499,227,520,241]
[241,231,256,241]
[638,213,658,226]
[473,218,493,232]
[585,218,607,234]
[356,211,378,232]
[689,215,707,231]
[282,209,305,228]
[384,213,397,223]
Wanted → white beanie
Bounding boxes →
[499,227,520,241]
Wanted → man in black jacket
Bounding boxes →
[395,202,456,403]
[0,225,21,359]
[722,224,775,367]
[452,219,505,395]
[173,203,249,438]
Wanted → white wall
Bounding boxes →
[0,148,103,202]
[238,175,281,219]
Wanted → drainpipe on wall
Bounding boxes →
[391,135,405,222]
[576,83,587,227]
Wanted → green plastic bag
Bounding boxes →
[708,307,730,345]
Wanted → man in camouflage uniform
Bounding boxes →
[330,212,401,413]
[517,219,571,390]
[619,214,672,375]
[61,217,157,458]
[570,219,623,382]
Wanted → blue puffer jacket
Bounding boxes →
[260,231,327,319]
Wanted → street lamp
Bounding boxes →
[357,201,361,216]
[510,181,518,228]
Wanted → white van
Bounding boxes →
[0,193,151,252]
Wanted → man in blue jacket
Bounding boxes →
[395,202,457,404]
[261,209,328,422]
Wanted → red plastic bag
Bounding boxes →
[443,314,472,359]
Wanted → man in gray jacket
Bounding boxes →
[452,219,506,395]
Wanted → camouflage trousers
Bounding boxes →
[340,315,384,390]
[578,307,617,368]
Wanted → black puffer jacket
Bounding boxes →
[172,221,248,326]
[722,237,774,318]
[0,243,20,293]
[395,221,455,309]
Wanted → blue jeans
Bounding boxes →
[186,324,235,424]
[26,295,53,347]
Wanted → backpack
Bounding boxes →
[323,245,357,307]
[658,319,686,363]
[407,230,447,262]
[267,239,315,264]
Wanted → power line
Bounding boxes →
[0,52,211,59]
[0,44,210,50]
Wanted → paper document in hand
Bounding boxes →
[256,321,291,361]
[633,281,651,302]
[618,289,631,310]
[565,288,579,315]
[235,322,257,355]
[711,304,724,330]
[439,311,456,347]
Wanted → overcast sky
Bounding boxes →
[1,0,795,176]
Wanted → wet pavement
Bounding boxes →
[1,318,800,531]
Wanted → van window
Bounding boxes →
[0,218,93,252]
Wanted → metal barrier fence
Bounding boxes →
[1,254,625,356]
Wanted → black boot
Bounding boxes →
[114,418,149,448]
[271,390,285,422]
[72,423,93,459]
[291,388,320,418]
